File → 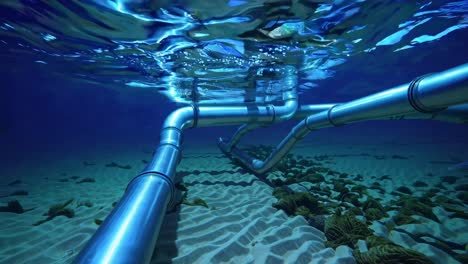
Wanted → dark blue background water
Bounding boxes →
[2,28,468,169]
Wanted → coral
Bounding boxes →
[324,211,372,249]
[354,244,433,264]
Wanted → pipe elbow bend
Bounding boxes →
[163,106,196,130]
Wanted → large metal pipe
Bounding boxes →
[224,63,468,174]
[74,89,297,264]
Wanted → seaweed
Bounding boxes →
[105,162,132,170]
[324,210,372,249]
[454,184,468,192]
[378,175,391,180]
[0,190,29,198]
[413,181,428,188]
[7,179,22,186]
[183,198,210,209]
[350,184,368,195]
[391,195,438,223]
[440,176,458,184]
[391,155,408,159]
[76,177,95,184]
[272,189,328,220]
[354,244,433,264]
[33,199,75,226]
[395,186,412,195]
[77,200,93,208]
[456,191,468,205]
[0,200,34,214]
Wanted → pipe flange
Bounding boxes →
[127,171,175,207]
[407,74,446,114]
[327,104,342,127]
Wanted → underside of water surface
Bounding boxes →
[0,1,467,264]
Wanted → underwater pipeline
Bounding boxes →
[75,63,468,263]
[74,89,298,263]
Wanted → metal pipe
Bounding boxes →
[225,63,468,174]
[75,89,298,263]
[218,103,335,153]
[74,106,195,264]
[431,103,468,123]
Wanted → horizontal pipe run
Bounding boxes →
[225,63,468,174]
[329,63,468,126]
[218,103,335,153]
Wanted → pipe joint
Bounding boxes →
[408,74,447,114]
[327,104,342,127]
[129,171,175,207]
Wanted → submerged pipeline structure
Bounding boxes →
[75,63,468,263]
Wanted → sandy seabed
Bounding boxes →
[0,142,466,264]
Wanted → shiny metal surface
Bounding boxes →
[74,174,172,264]
[418,104,468,124]
[417,64,468,110]
[222,64,468,174]
[76,107,195,264]
[76,87,298,264]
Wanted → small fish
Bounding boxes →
[448,161,468,171]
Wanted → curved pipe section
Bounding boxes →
[75,89,297,264]
[218,102,328,154]
[227,63,468,174]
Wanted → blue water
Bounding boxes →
[1,1,468,263]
